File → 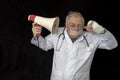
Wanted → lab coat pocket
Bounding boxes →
[74,44,93,60]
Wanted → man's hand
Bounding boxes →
[84,20,105,34]
[32,23,42,38]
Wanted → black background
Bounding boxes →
[0,0,119,80]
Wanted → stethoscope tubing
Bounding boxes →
[56,28,89,51]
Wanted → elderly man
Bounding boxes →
[31,11,118,80]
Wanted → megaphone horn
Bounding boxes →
[28,14,60,34]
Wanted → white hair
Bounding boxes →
[65,11,85,25]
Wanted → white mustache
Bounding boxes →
[69,29,83,36]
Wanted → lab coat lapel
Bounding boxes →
[64,29,73,44]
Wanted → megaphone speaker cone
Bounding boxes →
[28,14,60,34]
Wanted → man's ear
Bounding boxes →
[83,26,87,31]
[65,22,67,27]
[65,23,69,29]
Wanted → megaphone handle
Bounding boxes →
[36,33,40,38]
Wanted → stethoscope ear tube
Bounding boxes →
[56,28,65,51]
[83,36,89,47]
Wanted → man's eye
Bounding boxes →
[71,25,75,27]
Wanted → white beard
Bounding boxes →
[69,29,83,36]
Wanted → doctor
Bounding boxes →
[31,11,118,80]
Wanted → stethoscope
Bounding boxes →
[56,28,90,51]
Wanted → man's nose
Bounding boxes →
[74,26,79,31]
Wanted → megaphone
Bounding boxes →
[28,14,60,34]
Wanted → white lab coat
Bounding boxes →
[31,27,118,80]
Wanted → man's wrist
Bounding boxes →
[33,37,38,40]
[100,29,107,34]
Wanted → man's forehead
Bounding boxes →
[68,17,83,23]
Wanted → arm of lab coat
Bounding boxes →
[31,34,54,51]
[97,29,118,50]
